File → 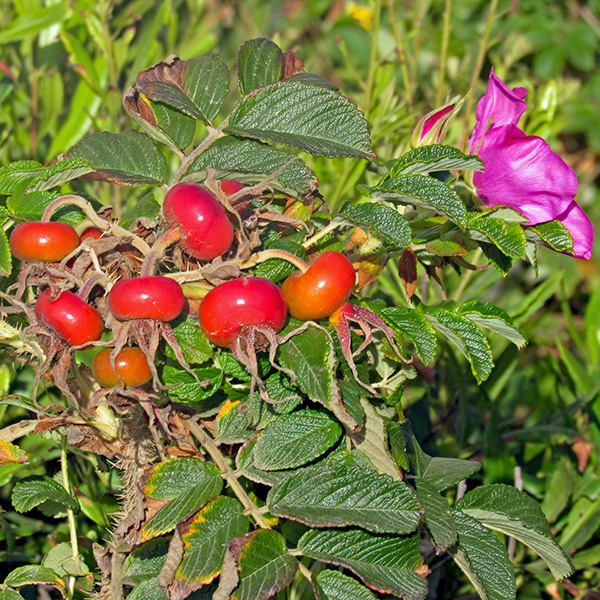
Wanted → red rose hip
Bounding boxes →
[35,289,104,346]
[108,276,184,322]
[198,277,287,348]
[163,182,234,261]
[10,221,79,262]
[281,251,356,321]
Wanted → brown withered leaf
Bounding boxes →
[282,51,305,78]
[399,248,418,300]
[0,439,29,465]
[123,85,157,126]
[353,253,389,290]
[136,53,186,100]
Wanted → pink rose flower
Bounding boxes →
[470,69,593,260]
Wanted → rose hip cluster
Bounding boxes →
[8,180,365,395]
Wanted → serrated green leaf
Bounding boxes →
[137,55,230,124]
[236,436,291,486]
[215,400,255,444]
[162,366,223,404]
[238,38,283,96]
[278,326,332,405]
[123,537,171,585]
[255,238,308,283]
[142,458,223,540]
[414,478,457,553]
[529,220,574,253]
[374,174,468,227]
[389,145,483,176]
[0,440,29,466]
[478,206,528,224]
[232,530,297,600]
[286,72,339,90]
[425,307,494,383]
[172,497,249,596]
[152,101,197,150]
[166,319,213,366]
[27,159,94,192]
[381,307,437,364]
[68,131,167,186]
[0,227,11,277]
[298,529,427,600]
[3,565,65,592]
[467,214,526,259]
[126,579,168,600]
[449,509,516,600]
[42,542,89,577]
[340,202,411,248]
[186,137,317,194]
[315,570,378,600]
[245,371,301,429]
[11,476,79,514]
[426,230,467,256]
[226,80,374,158]
[456,484,573,580]
[120,193,161,230]
[457,301,527,348]
[267,451,421,533]
[253,409,342,470]
[0,587,23,600]
[481,241,513,275]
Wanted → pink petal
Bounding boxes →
[469,68,528,152]
[473,125,578,224]
[556,200,594,260]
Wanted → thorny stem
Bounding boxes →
[172,118,230,185]
[436,0,453,106]
[302,220,343,249]
[188,419,314,584]
[60,433,80,600]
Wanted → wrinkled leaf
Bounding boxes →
[389,145,483,176]
[12,475,79,514]
[315,570,378,600]
[238,38,283,96]
[382,307,437,364]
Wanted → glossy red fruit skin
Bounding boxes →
[92,347,152,387]
[108,276,184,322]
[220,179,245,195]
[80,226,104,241]
[281,251,356,321]
[163,182,234,261]
[35,289,104,346]
[10,221,79,262]
[198,277,287,348]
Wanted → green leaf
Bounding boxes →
[381,307,437,365]
[120,193,161,230]
[340,202,411,248]
[0,227,11,277]
[126,579,168,600]
[414,478,457,553]
[389,145,483,176]
[141,458,223,540]
[449,510,516,600]
[254,238,308,283]
[236,436,291,486]
[425,306,494,383]
[68,131,167,186]
[456,301,527,348]
[541,458,575,523]
[0,587,24,600]
[42,542,89,577]
[467,214,526,258]
[162,366,223,404]
[315,570,378,600]
[253,409,342,470]
[374,174,468,227]
[0,2,70,44]
[238,38,283,96]
[298,528,427,600]
[215,400,255,444]
[245,372,301,429]
[278,326,333,405]
[11,476,79,514]
[267,451,421,534]
[226,80,374,158]
[480,241,513,276]
[166,319,213,366]
[231,530,297,600]
[27,159,94,192]
[560,495,600,553]
[529,219,574,253]
[136,55,230,124]
[123,537,171,585]
[3,565,65,592]
[456,484,574,580]
[172,497,250,596]
[187,137,317,194]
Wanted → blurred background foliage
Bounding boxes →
[1,0,599,598]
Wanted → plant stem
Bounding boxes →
[302,220,342,249]
[436,0,453,106]
[387,0,412,108]
[188,419,314,584]
[363,0,382,119]
[60,434,80,600]
[172,118,229,185]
